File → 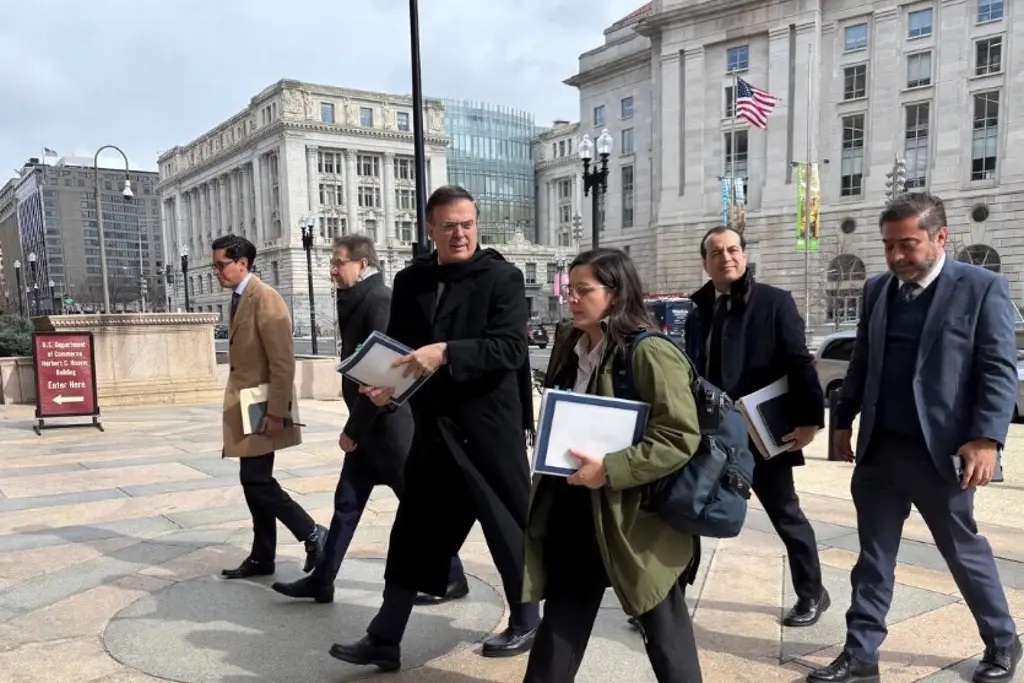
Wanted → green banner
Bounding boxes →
[796,162,820,251]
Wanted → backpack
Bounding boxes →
[610,330,756,539]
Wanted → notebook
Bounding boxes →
[756,394,793,449]
[239,384,302,435]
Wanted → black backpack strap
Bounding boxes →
[613,330,701,402]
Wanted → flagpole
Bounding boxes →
[803,42,813,326]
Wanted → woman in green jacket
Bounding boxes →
[521,248,704,682]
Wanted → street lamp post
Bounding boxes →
[93,145,134,314]
[300,214,319,356]
[578,129,613,249]
[48,279,58,314]
[28,252,38,316]
[180,245,190,312]
[12,260,23,317]
[556,254,567,322]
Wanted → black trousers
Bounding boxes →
[752,463,823,603]
[522,533,703,683]
[239,452,316,563]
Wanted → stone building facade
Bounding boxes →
[156,79,449,332]
[569,0,1020,324]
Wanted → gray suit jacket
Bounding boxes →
[835,257,1017,479]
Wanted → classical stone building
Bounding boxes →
[568,0,1020,324]
[156,79,450,332]
[532,121,585,249]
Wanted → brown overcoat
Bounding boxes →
[221,276,302,458]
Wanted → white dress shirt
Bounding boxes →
[573,333,606,394]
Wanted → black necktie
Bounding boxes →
[899,282,920,302]
[707,296,729,388]
[230,292,241,323]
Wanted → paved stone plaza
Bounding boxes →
[0,399,1022,683]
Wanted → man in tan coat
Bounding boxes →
[213,234,326,579]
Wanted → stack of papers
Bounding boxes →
[737,376,792,460]
[336,331,433,406]
[532,389,649,477]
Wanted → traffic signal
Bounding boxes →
[885,157,907,199]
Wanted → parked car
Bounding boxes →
[644,297,694,345]
[814,329,1024,422]
[528,324,549,349]
[214,324,228,339]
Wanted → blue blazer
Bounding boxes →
[835,257,1018,480]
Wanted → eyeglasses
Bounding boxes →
[212,259,239,272]
[437,220,476,233]
[564,284,611,301]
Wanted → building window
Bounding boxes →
[972,91,999,181]
[621,128,634,154]
[364,219,377,242]
[525,263,537,284]
[396,112,410,131]
[359,107,374,127]
[318,183,343,206]
[358,186,382,208]
[559,140,566,156]
[978,0,1004,23]
[845,23,868,51]
[976,37,1002,75]
[843,64,867,99]
[593,105,605,126]
[394,157,414,181]
[397,221,414,242]
[395,188,415,210]
[559,205,572,224]
[546,263,557,284]
[320,216,342,237]
[724,86,735,117]
[621,165,634,228]
[841,114,865,196]
[621,96,634,119]
[724,130,749,195]
[727,45,749,72]
[908,9,933,38]
[358,155,380,177]
[271,261,279,285]
[905,103,930,189]
[320,103,335,125]
[907,51,932,88]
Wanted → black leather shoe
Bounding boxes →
[413,577,470,605]
[328,635,400,671]
[481,627,537,658]
[785,589,831,627]
[221,558,274,579]
[806,652,880,682]
[271,576,334,603]
[303,524,328,573]
[973,635,1022,683]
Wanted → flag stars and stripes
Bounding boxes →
[735,78,779,130]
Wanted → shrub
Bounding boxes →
[0,315,33,357]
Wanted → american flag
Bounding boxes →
[735,78,778,130]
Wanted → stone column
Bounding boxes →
[252,155,265,246]
[658,50,683,206]
[345,149,359,231]
[241,166,252,240]
[197,185,207,253]
[761,26,795,210]
[383,151,396,241]
[549,182,558,245]
[188,190,199,255]
[227,171,237,232]
[219,176,230,234]
[793,22,821,173]
[306,145,319,213]
[681,47,707,207]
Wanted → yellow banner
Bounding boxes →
[796,162,820,251]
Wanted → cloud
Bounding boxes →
[0,0,642,172]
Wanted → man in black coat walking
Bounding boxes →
[328,186,541,671]
[271,235,465,603]
[684,225,828,627]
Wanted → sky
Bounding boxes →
[0,0,643,175]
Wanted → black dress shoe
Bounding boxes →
[303,524,328,573]
[328,635,400,671]
[806,652,880,683]
[481,626,537,658]
[271,576,334,603]
[413,577,470,605]
[221,558,275,579]
[973,635,1022,683]
[784,589,831,627]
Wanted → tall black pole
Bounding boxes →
[303,227,318,356]
[409,0,429,257]
[591,189,600,249]
[14,268,23,317]
[181,256,190,312]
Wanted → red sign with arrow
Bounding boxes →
[34,332,98,417]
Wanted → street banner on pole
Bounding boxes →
[796,162,820,251]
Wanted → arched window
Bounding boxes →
[956,244,1001,273]
[826,254,867,324]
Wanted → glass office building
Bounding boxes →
[443,99,536,244]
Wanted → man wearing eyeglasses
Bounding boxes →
[214,234,327,581]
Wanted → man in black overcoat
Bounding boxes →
[684,225,828,628]
[328,186,541,671]
[271,234,465,603]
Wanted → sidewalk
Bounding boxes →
[0,400,1020,682]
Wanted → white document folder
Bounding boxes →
[336,330,433,406]
[531,389,649,477]
[239,383,301,435]
[736,376,791,460]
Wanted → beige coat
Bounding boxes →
[221,276,302,458]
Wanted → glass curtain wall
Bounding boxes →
[443,99,536,245]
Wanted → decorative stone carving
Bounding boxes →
[342,98,355,125]
[281,89,303,116]
[428,107,444,133]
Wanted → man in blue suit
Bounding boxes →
[807,192,1020,683]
